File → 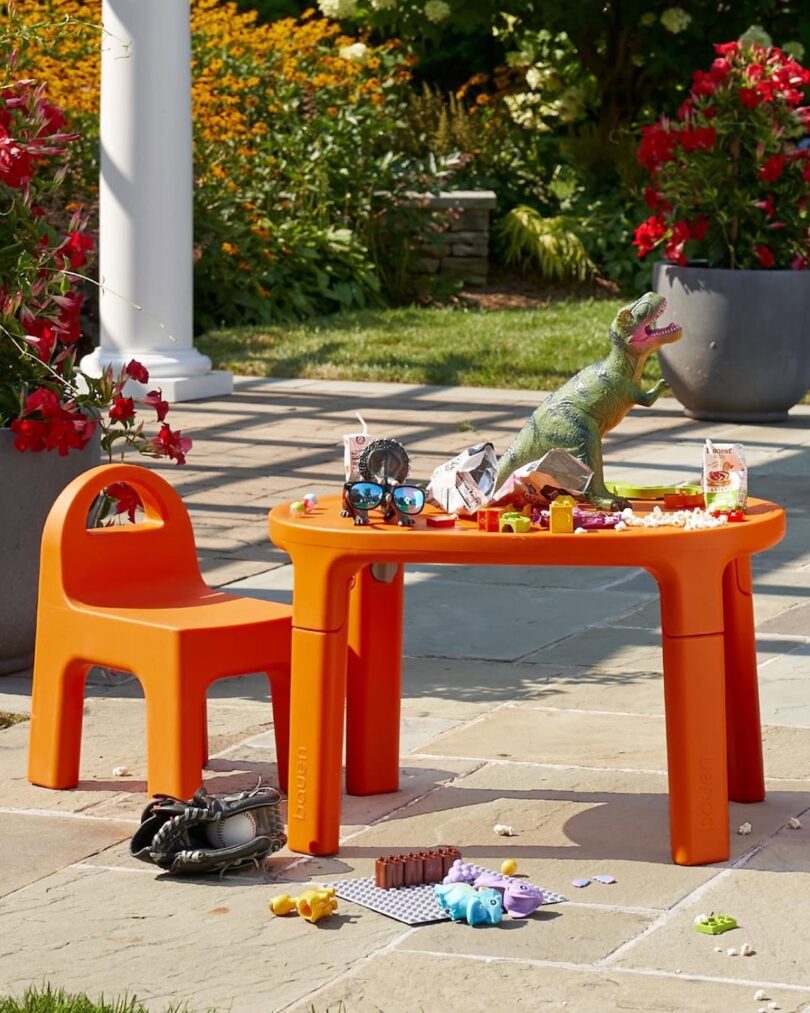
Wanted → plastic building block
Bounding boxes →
[329,864,567,925]
[695,914,737,935]
[427,514,456,528]
[571,878,590,888]
[477,507,506,532]
[664,492,705,510]
[434,883,503,926]
[270,888,338,923]
[375,847,461,889]
[549,495,576,533]
[499,512,531,533]
[593,874,616,884]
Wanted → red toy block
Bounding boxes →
[477,508,506,531]
[374,847,462,889]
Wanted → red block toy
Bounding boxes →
[477,507,506,532]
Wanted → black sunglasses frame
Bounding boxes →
[341,481,426,527]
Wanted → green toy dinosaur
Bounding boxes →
[495,292,683,510]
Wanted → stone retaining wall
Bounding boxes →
[411,190,496,288]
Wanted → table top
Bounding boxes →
[269,495,785,570]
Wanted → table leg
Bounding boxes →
[286,624,349,856]
[346,563,404,796]
[723,557,764,803]
[661,631,729,865]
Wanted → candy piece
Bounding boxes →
[290,500,306,515]
[302,493,318,505]
[493,823,514,836]
[593,874,616,884]
[500,859,517,876]
[571,878,590,888]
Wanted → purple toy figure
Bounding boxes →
[473,872,544,918]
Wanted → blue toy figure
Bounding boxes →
[434,882,503,926]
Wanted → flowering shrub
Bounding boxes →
[633,40,810,270]
[0,79,190,460]
[13,1,441,327]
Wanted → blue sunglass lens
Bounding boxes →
[392,486,425,514]
[349,482,384,510]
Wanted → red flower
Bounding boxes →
[150,423,192,465]
[632,215,667,258]
[678,126,717,153]
[710,58,732,83]
[754,194,776,218]
[104,482,142,524]
[738,87,762,109]
[142,389,169,422]
[637,123,678,172]
[755,245,775,268]
[714,42,738,57]
[676,99,694,121]
[690,216,709,242]
[124,359,149,384]
[109,396,135,423]
[691,70,717,97]
[759,155,786,183]
[10,418,48,453]
[60,231,94,270]
[643,187,671,212]
[0,138,35,188]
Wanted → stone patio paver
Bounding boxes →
[1,378,809,1012]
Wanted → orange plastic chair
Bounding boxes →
[27,463,291,800]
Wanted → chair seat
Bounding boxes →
[64,591,290,633]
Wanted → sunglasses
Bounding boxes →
[344,481,426,519]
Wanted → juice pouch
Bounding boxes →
[703,440,747,511]
[343,413,375,482]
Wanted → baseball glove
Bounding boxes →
[130,782,286,876]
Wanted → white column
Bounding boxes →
[81,0,232,401]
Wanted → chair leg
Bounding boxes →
[268,672,290,794]
[142,674,206,800]
[28,640,90,790]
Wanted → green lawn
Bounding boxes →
[0,988,202,1013]
[0,712,27,731]
[197,299,656,391]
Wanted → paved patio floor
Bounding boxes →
[1,377,809,1012]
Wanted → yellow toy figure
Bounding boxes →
[269,887,338,924]
[549,495,576,533]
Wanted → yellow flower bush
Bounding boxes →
[11,1,423,325]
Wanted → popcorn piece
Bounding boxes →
[574,527,587,534]
[754,991,768,1002]
[726,947,738,956]
[694,913,709,924]
[788,816,802,829]
[738,821,753,835]
[768,1004,780,1011]
[112,766,129,776]
[493,823,515,837]
[740,942,755,956]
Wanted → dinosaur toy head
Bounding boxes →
[610,292,682,357]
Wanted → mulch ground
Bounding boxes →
[458,267,622,310]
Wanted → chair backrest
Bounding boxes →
[39,463,206,608]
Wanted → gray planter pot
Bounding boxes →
[654,263,810,422]
[0,430,100,675]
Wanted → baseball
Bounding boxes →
[206,812,257,847]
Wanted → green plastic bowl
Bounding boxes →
[606,482,702,501]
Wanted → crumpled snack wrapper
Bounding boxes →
[427,442,498,515]
[491,448,593,507]
[703,440,747,510]
[427,445,593,515]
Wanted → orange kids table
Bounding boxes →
[268,496,785,865]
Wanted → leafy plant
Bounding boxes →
[13,1,450,326]
[496,205,594,281]
[0,985,211,1013]
[633,38,810,269]
[0,74,189,460]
